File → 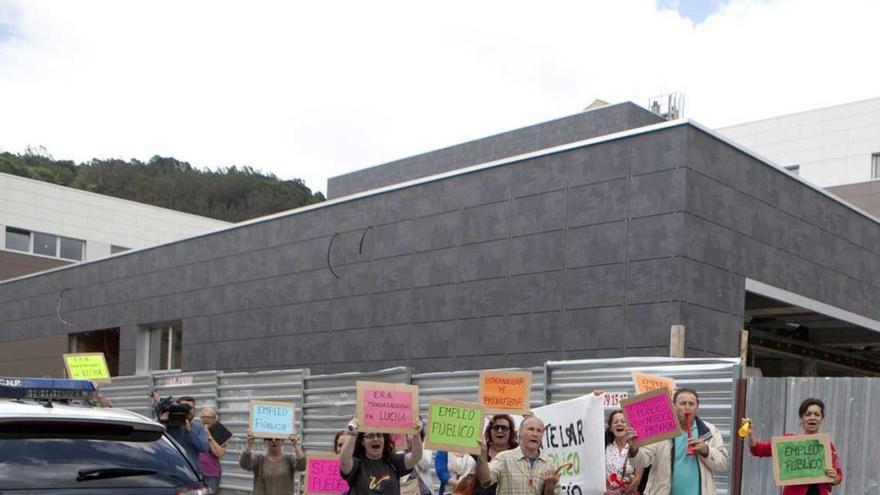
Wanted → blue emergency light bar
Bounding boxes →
[0,377,96,400]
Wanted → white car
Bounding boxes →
[0,377,210,494]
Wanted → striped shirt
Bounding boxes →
[488,448,560,495]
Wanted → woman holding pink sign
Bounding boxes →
[339,416,424,495]
[745,397,842,495]
[604,410,643,495]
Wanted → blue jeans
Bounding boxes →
[204,476,221,494]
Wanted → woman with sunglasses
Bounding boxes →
[473,415,519,495]
[240,432,306,495]
[340,416,424,495]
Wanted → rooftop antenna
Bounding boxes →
[648,93,685,120]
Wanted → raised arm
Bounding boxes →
[404,418,424,470]
[339,418,359,475]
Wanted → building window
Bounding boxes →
[5,227,30,252]
[3,226,85,261]
[146,321,183,371]
[68,328,120,377]
[33,232,58,257]
[872,153,880,179]
[60,237,85,261]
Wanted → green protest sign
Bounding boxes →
[771,433,833,487]
[425,399,484,454]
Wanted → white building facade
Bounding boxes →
[0,172,229,280]
[718,97,880,188]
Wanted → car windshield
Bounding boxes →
[0,422,200,490]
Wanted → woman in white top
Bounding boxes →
[446,451,476,490]
[604,410,642,495]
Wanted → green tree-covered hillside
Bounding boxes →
[0,149,325,222]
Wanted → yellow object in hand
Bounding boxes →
[737,418,752,438]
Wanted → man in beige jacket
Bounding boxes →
[627,388,728,495]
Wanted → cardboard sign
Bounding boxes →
[771,433,833,487]
[356,381,419,434]
[619,388,681,448]
[249,400,295,439]
[425,399,484,454]
[478,370,532,413]
[62,353,111,383]
[533,394,606,495]
[632,372,676,395]
[305,453,350,495]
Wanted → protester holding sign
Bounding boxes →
[476,415,560,495]
[240,432,306,495]
[339,416,424,495]
[604,410,643,495]
[627,388,728,495]
[747,398,842,494]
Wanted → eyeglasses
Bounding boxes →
[491,424,510,432]
[364,433,384,439]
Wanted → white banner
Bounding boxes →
[533,395,605,495]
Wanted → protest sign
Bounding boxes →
[62,353,111,383]
[478,370,532,414]
[249,400,295,439]
[771,433,833,487]
[305,453,350,495]
[620,388,681,448]
[425,399,484,454]
[356,381,419,434]
[603,391,629,408]
[533,394,605,495]
[631,372,676,395]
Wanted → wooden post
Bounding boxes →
[670,325,685,358]
[739,330,749,365]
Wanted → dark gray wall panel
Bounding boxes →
[327,102,663,198]
[1,123,877,376]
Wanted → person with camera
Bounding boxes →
[153,393,210,473]
[240,432,306,495]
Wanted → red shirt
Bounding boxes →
[750,433,842,495]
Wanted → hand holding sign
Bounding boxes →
[620,388,681,448]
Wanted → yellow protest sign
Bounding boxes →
[632,372,675,395]
[63,353,111,383]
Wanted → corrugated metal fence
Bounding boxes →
[546,357,742,495]
[741,377,879,495]
[98,358,741,495]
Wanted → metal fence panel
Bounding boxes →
[302,367,411,453]
[152,369,219,412]
[216,368,307,494]
[545,357,741,495]
[742,377,880,495]
[99,373,152,417]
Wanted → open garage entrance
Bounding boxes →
[743,280,880,376]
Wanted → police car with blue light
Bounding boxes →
[0,377,211,494]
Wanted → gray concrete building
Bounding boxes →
[1,102,878,378]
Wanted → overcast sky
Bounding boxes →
[1,0,878,195]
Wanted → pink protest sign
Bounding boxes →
[619,388,682,448]
[305,454,349,495]
[356,381,419,434]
